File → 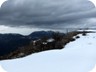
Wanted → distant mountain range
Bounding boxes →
[29,31,54,40]
[0,31,55,56]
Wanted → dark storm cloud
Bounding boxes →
[0,0,95,28]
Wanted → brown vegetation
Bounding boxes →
[0,31,94,60]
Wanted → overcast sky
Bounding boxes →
[0,0,96,29]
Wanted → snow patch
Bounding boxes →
[47,38,54,42]
[0,65,7,72]
[90,65,96,72]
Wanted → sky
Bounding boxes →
[0,0,96,29]
[0,0,95,35]
[0,31,96,72]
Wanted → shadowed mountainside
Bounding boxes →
[0,31,54,56]
[0,30,94,60]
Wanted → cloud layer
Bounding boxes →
[0,0,95,28]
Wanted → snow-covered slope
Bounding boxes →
[0,66,6,72]
[0,31,96,72]
[90,65,96,72]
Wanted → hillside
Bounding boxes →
[0,31,55,56]
[0,30,93,60]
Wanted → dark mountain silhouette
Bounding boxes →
[0,31,55,56]
[0,34,30,56]
[29,31,54,40]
